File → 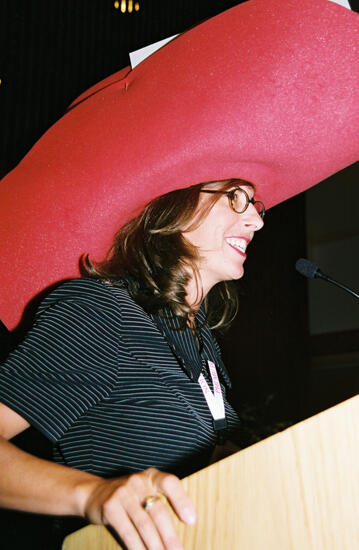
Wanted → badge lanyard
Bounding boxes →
[198,360,227,431]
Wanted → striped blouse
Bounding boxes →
[0,278,240,479]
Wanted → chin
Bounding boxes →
[231,266,245,280]
[220,269,244,283]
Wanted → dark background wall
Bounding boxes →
[1,0,358,437]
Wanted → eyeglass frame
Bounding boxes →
[200,186,265,219]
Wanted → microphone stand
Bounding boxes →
[315,271,359,300]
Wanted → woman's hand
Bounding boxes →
[81,468,195,550]
[0,403,194,549]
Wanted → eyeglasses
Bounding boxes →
[200,187,265,219]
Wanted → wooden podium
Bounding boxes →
[63,396,359,550]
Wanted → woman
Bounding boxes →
[0,178,264,550]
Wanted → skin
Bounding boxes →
[0,184,263,550]
[184,183,264,307]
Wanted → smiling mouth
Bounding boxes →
[225,237,249,256]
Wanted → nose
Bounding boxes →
[242,203,264,231]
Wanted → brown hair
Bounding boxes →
[84,179,252,330]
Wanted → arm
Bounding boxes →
[0,402,195,550]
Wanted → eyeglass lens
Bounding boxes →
[232,189,248,212]
[232,189,264,217]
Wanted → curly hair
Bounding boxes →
[84,179,253,330]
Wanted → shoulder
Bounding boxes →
[37,278,149,322]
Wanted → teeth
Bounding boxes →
[226,237,247,252]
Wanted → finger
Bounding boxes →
[105,480,166,550]
[147,499,185,550]
[103,503,148,550]
[151,471,196,525]
[126,499,167,550]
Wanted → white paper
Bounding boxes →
[129,34,179,69]
[327,0,351,8]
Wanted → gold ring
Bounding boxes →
[142,493,167,511]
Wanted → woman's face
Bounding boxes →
[183,183,264,299]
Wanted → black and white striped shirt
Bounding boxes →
[0,278,240,478]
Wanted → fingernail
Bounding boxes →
[182,507,196,524]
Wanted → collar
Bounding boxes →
[151,305,232,389]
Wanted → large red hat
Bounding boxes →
[1,0,358,330]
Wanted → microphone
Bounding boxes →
[295,258,359,300]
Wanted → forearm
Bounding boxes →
[0,435,100,517]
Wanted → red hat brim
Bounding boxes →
[1,0,358,329]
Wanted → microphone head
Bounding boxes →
[295,258,319,279]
